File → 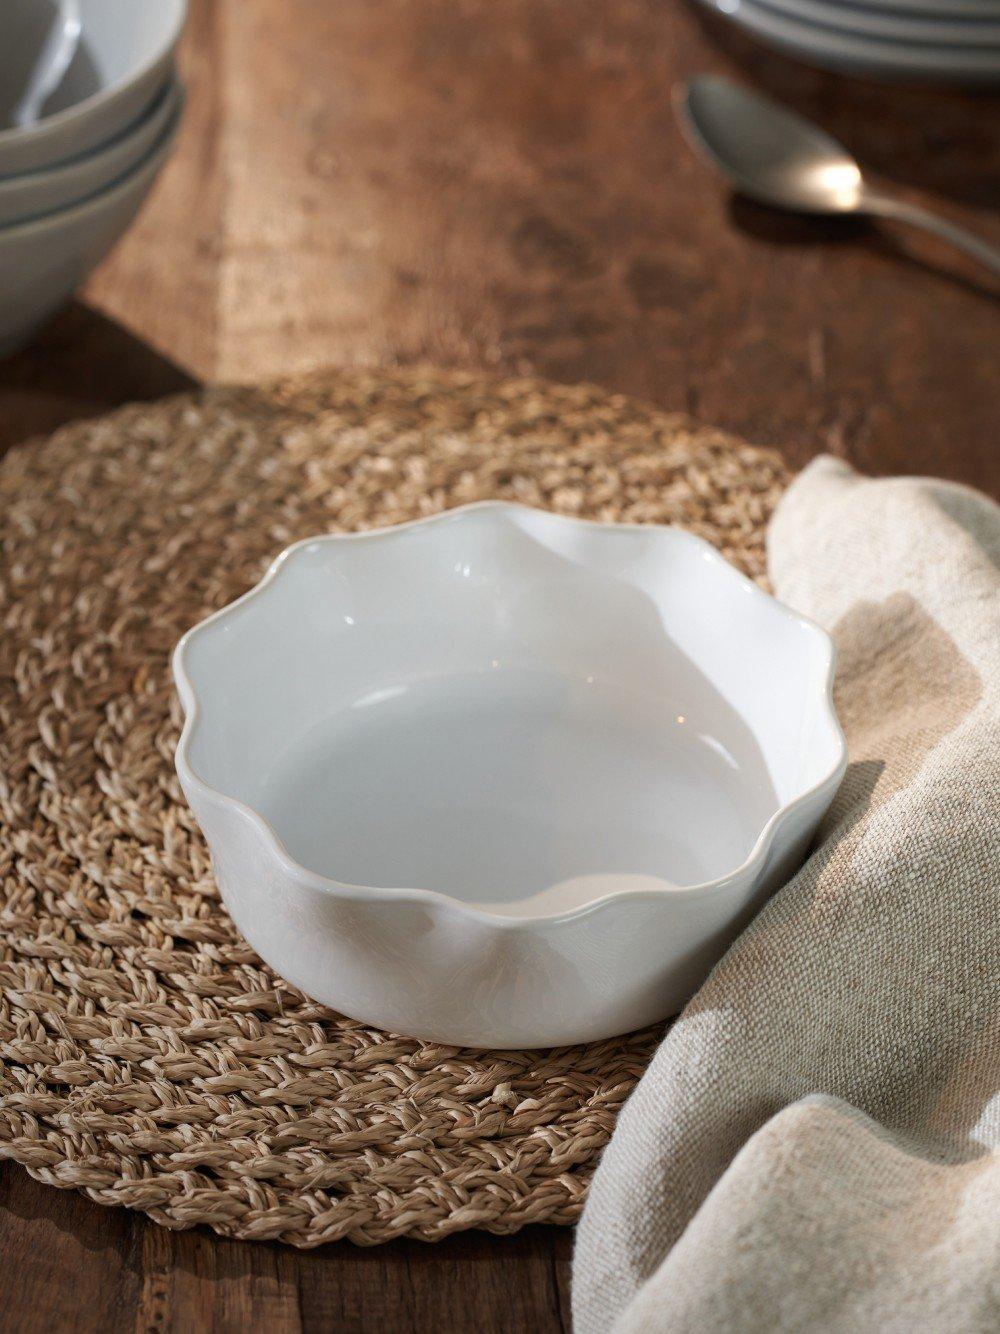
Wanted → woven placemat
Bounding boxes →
[0,368,789,1246]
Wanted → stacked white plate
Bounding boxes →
[0,0,187,355]
[699,0,1000,83]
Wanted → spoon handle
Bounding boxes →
[862,192,1000,280]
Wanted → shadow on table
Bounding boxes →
[727,197,1000,301]
[0,301,197,458]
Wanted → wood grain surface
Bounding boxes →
[1,0,997,488]
[0,0,997,1330]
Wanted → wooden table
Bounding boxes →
[1,2,996,1330]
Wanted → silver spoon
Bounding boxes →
[680,75,1000,280]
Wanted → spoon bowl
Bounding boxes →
[682,76,863,214]
[680,76,1000,277]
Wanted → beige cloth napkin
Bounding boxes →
[572,457,1000,1334]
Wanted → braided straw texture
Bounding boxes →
[0,368,789,1246]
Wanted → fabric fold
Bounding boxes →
[572,457,1000,1334]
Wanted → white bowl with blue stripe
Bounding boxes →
[0,76,182,228]
[0,100,181,355]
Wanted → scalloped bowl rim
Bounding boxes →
[173,502,848,928]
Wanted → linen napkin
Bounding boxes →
[572,457,1000,1334]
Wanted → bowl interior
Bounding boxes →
[180,508,841,905]
[22,0,182,121]
[0,0,73,125]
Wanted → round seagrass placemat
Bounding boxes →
[0,367,790,1246]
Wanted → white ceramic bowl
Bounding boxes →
[0,0,186,176]
[0,78,182,229]
[0,103,180,356]
[174,504,847,1049]
[699,0,1000,82]
[0,0,82,132]
[759,0,1000,44]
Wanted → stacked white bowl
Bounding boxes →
[0,0,187,356]
[699,0,1000,83]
